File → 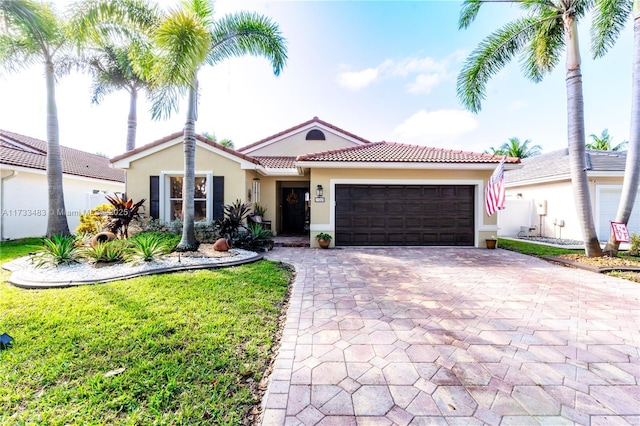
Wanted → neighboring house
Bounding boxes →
[500,148,639,241]
[111,116,520,247]
[0,130,125,240]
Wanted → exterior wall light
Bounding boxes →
[316,185,323,197]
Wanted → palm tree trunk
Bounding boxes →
[603,5,640,256]
[126,85,138,151]
[176,78,199,251]
[45,58,70,238]
[564,16,603,257]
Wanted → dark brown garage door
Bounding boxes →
[335,184,475,246]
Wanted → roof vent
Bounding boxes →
[306,129,325,140]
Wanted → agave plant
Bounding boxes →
[80,240,129,264]
[104,193,146,238]
[125,234,171,264]
[34,235,81,268]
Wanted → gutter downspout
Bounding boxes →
[1,170,18,241]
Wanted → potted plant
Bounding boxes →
[486,236,497,249]
[315,232,332,249]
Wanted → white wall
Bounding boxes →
[497,199,534,237]
[1,168,124,240]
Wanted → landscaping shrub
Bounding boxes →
[126,233,172,264]
[34,235,81,267]
[216,199,251,239]
[629,232,640,256]
[233,222,273,252]
[80,239,129,263]
[76,203,112,235]
[104,193,146,238]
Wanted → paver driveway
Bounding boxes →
[261,247,640,425]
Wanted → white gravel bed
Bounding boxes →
[3,248,260,288]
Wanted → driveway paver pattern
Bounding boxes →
[262,247,640,425]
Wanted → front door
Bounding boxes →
[281,187,306,234]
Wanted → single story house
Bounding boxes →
[111,117,520,248]
[500,148,639,241]
[1,130,125,240]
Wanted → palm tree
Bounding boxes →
[71,0,158,152]
[458,0,603,257]
[499,137,542,158]
[586,129,628,151]
[591,0,638,255]
[202,131,234,148]
[0,0,71,237]
[145,0,287,251]
[484,146,505,156]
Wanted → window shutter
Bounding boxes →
[150,176,159,219]
[213,176,224,221]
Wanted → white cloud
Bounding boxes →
[392,109,478,145]
[336,68,379,91]
[337,52,463,94]
[405,73,441,94]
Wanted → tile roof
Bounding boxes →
[110,131,261,165]
[237,116,371,153]
[253,156,297,169]
[0,130,125,183]
[295,141,520,164]
[505,149,627,183]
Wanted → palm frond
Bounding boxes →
[148,82,187,120]
[459,0,483,30]
[457,16,540,113]
[207,11,287,76]
[151,9,210,88]
[521,8,564,81]
[591,0,632,58]
[0,34,40,73]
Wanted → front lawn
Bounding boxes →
[0,239,291,425]
[497,238,584,257]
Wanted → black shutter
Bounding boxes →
[213,176,224,221]
[150,176,159,219]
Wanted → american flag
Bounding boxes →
[485,158,505,216]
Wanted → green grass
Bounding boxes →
[0,237,42,264]
[497,238,585,257]
[0,239,292,425]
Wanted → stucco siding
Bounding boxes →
[123,142,248,221]
[247,130,361,156]
[1,169,124,240]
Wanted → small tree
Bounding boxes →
[104,193,146,238]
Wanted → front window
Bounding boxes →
[169,176,207,221]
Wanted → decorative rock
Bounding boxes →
[213,238,231,251]
[91,232,116,247]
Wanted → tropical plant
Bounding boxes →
[586,129,628,151]
[70,0,160,152]
[202,132,234,148]
[216,199,251,239]
[253,203,267,218]
[233,221,273,252]
[104,193,146,238]
[315,233,332,240]
[457,0,603,257]
[498,137,542,158]
[0,0,72,237]
[628,232,640,256]
[125,233,170,264]
[591,0,639,255]
[139,0,287,251]
[34,235,80,268]
[76,203,113,235]
[80,239,128,263]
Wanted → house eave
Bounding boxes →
[294,161,523,170]
[505,170,625,187]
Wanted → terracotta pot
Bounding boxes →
[486,239,497,249]
[317,238,331,249]
[213,237,232,251]
[90,231,116,247]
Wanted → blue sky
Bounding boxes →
[0,0,634,157]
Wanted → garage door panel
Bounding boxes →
[336,184,475,246]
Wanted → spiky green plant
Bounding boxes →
[34,235,80,268]
[80,240,129,264]
[125,233,170,264]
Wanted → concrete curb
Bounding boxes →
[543,255,640,273]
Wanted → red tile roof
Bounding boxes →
[253,156,297,169]
[110,131,261,165]
[296,142,521,164]
[237,116,371,153]
[0,130,125,182]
